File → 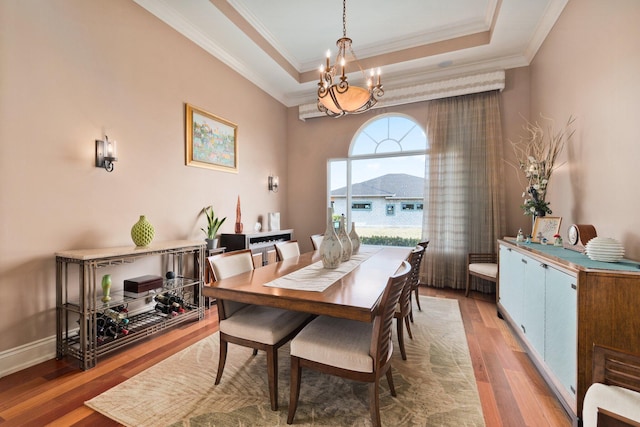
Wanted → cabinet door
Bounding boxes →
[544,266,577,396]
[522,256,547,358]
[499,244,524,325]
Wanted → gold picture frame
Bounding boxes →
[532,216,562,243]
[185,104,238,173]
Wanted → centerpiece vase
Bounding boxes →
[349,221,361,255]
[337,215,352,262]
[320,207,342,269]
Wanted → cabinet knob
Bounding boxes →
[521,258,527,264]
[540,263,548,269]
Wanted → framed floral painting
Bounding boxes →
[185,104,238,173]
[532,216,562,243]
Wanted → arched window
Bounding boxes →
[329,114,428,246]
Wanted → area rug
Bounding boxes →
[85,296,484,426]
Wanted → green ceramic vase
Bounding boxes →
[131,215,155,247]
[101,274,112,303]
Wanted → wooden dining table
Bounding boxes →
[201,246,411,322]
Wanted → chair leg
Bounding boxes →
[396,318,407,361]
[265,347,279,410]
[369,381,382,427]
[404,316,413,340]
[287,356,302,425]
[215,337,228,385]
[414,287,422,311]
[408,295,414,323]
[385,367,397,397]
[465,273,471,297]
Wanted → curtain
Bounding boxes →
[421,90,506,292]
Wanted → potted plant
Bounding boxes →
[201,206,226,250]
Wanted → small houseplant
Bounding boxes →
[201,206,226,249]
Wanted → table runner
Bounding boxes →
[263,250,377,292]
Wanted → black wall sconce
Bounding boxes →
[268,175,279,193]
[95,135,118,172]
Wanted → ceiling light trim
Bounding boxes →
[299,70,505,121]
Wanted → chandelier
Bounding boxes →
[317,0,384,118]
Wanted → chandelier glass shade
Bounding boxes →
[317,1,384,118]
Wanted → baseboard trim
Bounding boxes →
[0,335,56,379]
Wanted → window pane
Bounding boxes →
[329,114,428,247]
[349,154,424,244]
[377,139,402,153]
[329,159,347,220]
[350,115,427,156]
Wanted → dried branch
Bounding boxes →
[507,114,576,216]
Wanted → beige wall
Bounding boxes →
[529,0,640,259]
[0,0,287,354]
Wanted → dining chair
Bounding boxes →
[466,253,498,297]
[252,252,263,269]
[310,234,324,250]
[395,245,424,360]
[275,240,301,261]
[208,249,311,411]
[266,249,277,265]
[286,260,412,427]
[410,240,429,314]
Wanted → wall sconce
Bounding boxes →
[268,175,279,193]
[95,135,118,172]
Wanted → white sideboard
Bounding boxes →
[497,239,640,424]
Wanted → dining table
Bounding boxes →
[201,246,411,322]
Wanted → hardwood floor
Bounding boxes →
[0,288,571,426]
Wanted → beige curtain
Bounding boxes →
[421,90,506,292]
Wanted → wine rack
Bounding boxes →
[55,240,205,370]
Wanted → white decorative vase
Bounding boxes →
[349,221,361,255]
[338,215,352,262]
[320,207,342,269]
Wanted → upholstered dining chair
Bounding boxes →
[208,249,311,411]
[410,240,429,314]
[310,234,324,250]
[275,240,301,261]
[252,252,263,269]
[266,249,277,265]
[466,253,498,297]
[395,245,425,360]
[286,260,412,427]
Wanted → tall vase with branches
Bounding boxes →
[509,114,576,227]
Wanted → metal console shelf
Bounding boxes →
[56,240,206,370]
